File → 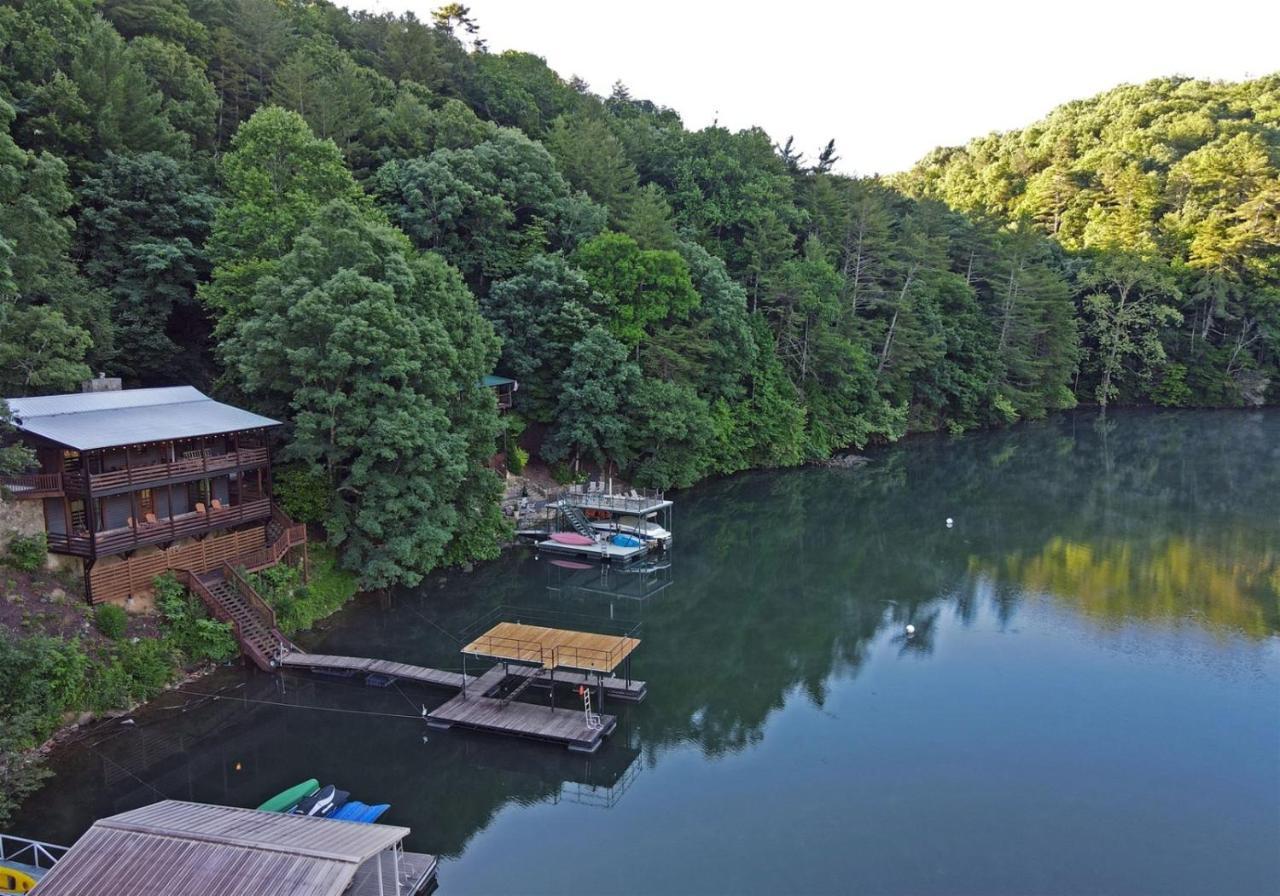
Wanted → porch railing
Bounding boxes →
[64,446,270,495]
[51,498,272,557]
[0,472,63,499]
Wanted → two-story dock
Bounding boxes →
[536,485,673,564]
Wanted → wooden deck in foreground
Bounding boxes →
[427,668,616,753]
[350,850,437,896]
[279,652,472,690]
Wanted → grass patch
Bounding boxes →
[248,545,357,636]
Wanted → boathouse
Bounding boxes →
[29,800,436,895]
[0,384,305,609]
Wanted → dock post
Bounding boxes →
[461,653,467,699]
[549,668,555,711]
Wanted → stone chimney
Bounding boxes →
[81,372,122,393]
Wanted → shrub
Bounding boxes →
[550,462,586,484]
[184,618,237,663]
[250,549,356,636]
[1151,363,1193,407]
[274,465,330,523]
[94,604,128,640]
[4,532,46,572]
[508,445,529,475]
[154,572,236,663]
[115,639,177,701]
[154,573,189,623]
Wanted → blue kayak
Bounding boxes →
[329,801,391,824]
[610,533,643,548]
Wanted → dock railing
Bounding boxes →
[464,630,549,666]
[0,833,68,872]
[461,605,643,674]
[558,484,667,514]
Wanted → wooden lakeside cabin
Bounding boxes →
[1,382,305,608]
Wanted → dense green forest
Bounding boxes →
[0,1,1276,589]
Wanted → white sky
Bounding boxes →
[353,0,1279,175]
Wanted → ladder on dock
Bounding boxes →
[581,686,602,730]
[559,502,597,540]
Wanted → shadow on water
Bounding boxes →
[14,409,1280,893]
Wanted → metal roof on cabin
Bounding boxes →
[482,374,517,387]
[30,800,411,896]
[5,386,280,451]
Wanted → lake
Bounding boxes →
[16,409,1280,895]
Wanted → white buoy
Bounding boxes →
[945,517,954,528]
[905,624,916,637]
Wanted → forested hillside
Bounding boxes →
[898,76,1280,407]
[0,1,1275,587]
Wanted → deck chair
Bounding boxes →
[126,516,134,529]
[144,512,157,525]
[195,502,206,514]
[211,498,223,511]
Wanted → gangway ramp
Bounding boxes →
[279,651,473,690]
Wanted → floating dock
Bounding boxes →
[427,666,617,753]
[279,620,643,753]
[425,621,644,752]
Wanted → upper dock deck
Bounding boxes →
[462,621,641,674]
[559,485,672,517]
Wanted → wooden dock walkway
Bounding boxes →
[427,667,616,753]
[279,651,473,690]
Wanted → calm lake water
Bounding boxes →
[17,410,1280,895]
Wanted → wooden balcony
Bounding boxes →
[0,472,64,499]
[47,497,272,557]
[64,446,270,496]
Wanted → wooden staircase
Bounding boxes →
[172,505,306,671]
[180,564,290,672]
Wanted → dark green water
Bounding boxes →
[17,410,1280,895]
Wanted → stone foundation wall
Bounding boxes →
[0,496,82,577]
[0,496,45,550]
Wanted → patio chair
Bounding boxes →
[195,502,206,514]
[211,498,223,511]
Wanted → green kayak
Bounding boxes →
[257,778,320,813]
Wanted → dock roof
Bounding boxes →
[30,801,410,896]
[463,621,641,674]
[6,386,279,451]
